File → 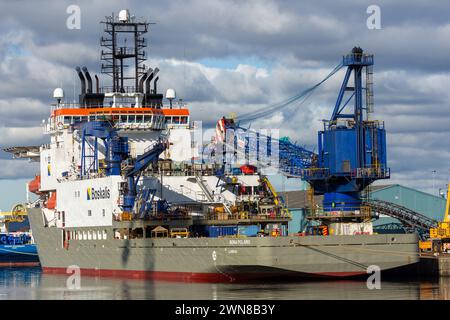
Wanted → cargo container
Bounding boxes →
[237,225,259,237]
[207,225,238,238]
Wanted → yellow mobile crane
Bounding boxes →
[260,177,291,218]
[420,184,450,253]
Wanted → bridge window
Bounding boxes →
[180,116,188,124]
[120,115,127,122]
[136,115,143,123]
[144,115,151,123]
[128,115,136,123]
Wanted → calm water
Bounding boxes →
[0,267,448,300]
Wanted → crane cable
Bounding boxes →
[237,62,343,123]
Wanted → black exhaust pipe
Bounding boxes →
[94,75,99,93]
[82,67,93,93]
[153,76,159,94]
[76,67,86,94]
[146,68,159,94]
[139,68,153,93]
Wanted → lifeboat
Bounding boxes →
[28,175,41,194]
[46,192,57,210]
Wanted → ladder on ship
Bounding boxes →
[195,172,232,214]
[195,171,215,202]
[135,187,157,219]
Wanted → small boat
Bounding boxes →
[0,205,39,267]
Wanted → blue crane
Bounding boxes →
[214,47,389,220]
[78,121,129,178]
[122,141,167,213]
[305,47,389,213]
[77,121,166,215]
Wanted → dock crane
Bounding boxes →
[214,47,390,232]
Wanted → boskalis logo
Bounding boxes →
[87,187,111,200]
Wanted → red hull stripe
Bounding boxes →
[0,262,40,267]
[42,267,366,283]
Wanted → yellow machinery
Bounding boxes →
[420,183,450,253]
[0,204,27,223]
[170,228,189,238]
[261,177,291,218]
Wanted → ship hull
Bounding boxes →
[0,244,39,267]
[28,208,419,282]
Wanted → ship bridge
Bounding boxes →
[46,104,190,133]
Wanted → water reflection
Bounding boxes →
[0,267,448,300]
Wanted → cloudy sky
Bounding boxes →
[0,0,450,209]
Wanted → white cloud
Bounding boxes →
[0,0,450,196]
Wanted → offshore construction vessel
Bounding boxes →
[5,10,419,282]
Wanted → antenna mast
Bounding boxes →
[100,10,149,93]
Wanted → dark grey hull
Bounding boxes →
[28,208,420,282]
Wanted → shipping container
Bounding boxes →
[237,225,259,237]
[207,225,238,238]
